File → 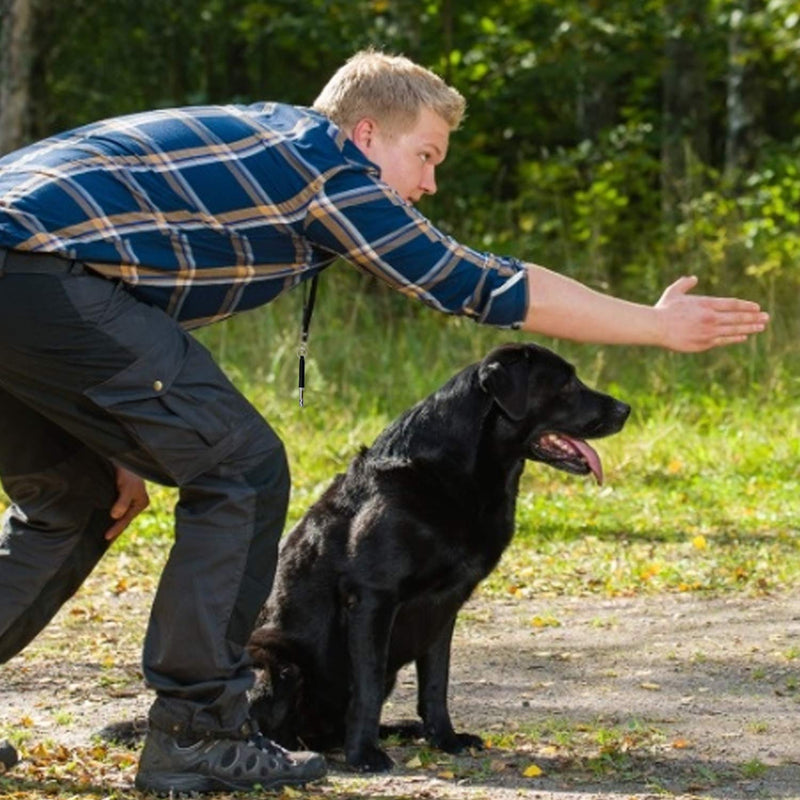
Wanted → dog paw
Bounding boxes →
[431,730,484,753]
[347,743,395,772]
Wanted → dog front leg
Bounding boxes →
[416,616,484,753]
[344,587,397,772]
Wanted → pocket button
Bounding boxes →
[153,380,164,392]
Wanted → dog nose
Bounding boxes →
[615,401,632,425]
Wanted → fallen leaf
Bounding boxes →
[672,738,693,749]
[531,615,561,628]
[405,755,423,768]
[523,763,544,777]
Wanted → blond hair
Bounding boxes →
[313,49,466,135]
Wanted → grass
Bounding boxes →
[2,268,799,598]
[482,393,800,598]
[1,268,800,798]
[177,276,800,600]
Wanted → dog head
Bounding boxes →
[478,343,630,484]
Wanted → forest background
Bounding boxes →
[2,0,800,393]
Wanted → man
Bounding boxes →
[0,50,767,794]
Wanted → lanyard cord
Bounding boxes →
[298,273,319,407]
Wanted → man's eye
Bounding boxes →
[419,153,430,163]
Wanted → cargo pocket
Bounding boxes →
[84,333,259,486]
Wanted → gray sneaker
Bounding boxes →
[0,739,19,771]
[134,726,326,794]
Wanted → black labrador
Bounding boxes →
[247,342,630,771]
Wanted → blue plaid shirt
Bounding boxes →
[0,103,528,328]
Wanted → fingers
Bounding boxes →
[671,274,699,293]
[658,275,698,305]
[702,296,766,314]
[105,509,138,542]
[660,277,766,317]
[105,499,147,541]
[658,276,770,352]
[686,312,768,351]
[105,467,149,541]
[707,304,770,332]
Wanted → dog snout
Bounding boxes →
[611,400,631,430]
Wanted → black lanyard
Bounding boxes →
[298,273,319,407]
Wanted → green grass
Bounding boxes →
[3,267,799,599]
[483,395,800,598]
[176,274,800,600]
[127,377,800,602]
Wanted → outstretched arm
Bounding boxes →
[521,266,769,352]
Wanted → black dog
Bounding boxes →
[247,343,630,771]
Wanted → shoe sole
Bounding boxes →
[134,772,317,795]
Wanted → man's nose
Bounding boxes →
[421,168,437,195]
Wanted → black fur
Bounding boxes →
[247,343,630,771]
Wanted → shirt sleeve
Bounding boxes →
[302,167,529,328]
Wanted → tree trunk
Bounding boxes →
[725,1,758,177]
[0,0,36,155]
[661,0,711,221]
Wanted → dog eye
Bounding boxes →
[560,376,577,392]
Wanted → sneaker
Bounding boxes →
[0,739,19,771]
[134,726,326,795]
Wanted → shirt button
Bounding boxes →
[153,380,164,392]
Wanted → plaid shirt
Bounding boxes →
[0,103,528,328]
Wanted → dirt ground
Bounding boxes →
[1,587,799,799]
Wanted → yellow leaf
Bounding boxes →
[672,738,692,749]
[437,770,455,779]
[531,615,561,628]
[640,682,661,691]
[405,755,423,768]
[692,535,708,550]
[523,763,544,777]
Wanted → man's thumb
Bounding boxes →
[672,274,699,295]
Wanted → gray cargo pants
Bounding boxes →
[0,250,289,740]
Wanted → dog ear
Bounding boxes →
[478,357,530,421]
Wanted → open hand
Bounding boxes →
[654,276,769,352]
[105,465,149,541]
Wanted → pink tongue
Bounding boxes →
[564,436,604,485]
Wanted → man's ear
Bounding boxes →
[478,357,530,421]
[350,117,378,153]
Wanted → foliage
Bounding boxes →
[5,0,793,328]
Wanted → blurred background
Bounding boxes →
[1,0,799,409]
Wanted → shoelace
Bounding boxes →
[249,733,293,761]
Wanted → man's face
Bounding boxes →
[352,108,451,205]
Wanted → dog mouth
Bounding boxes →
[531,433,604,484]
